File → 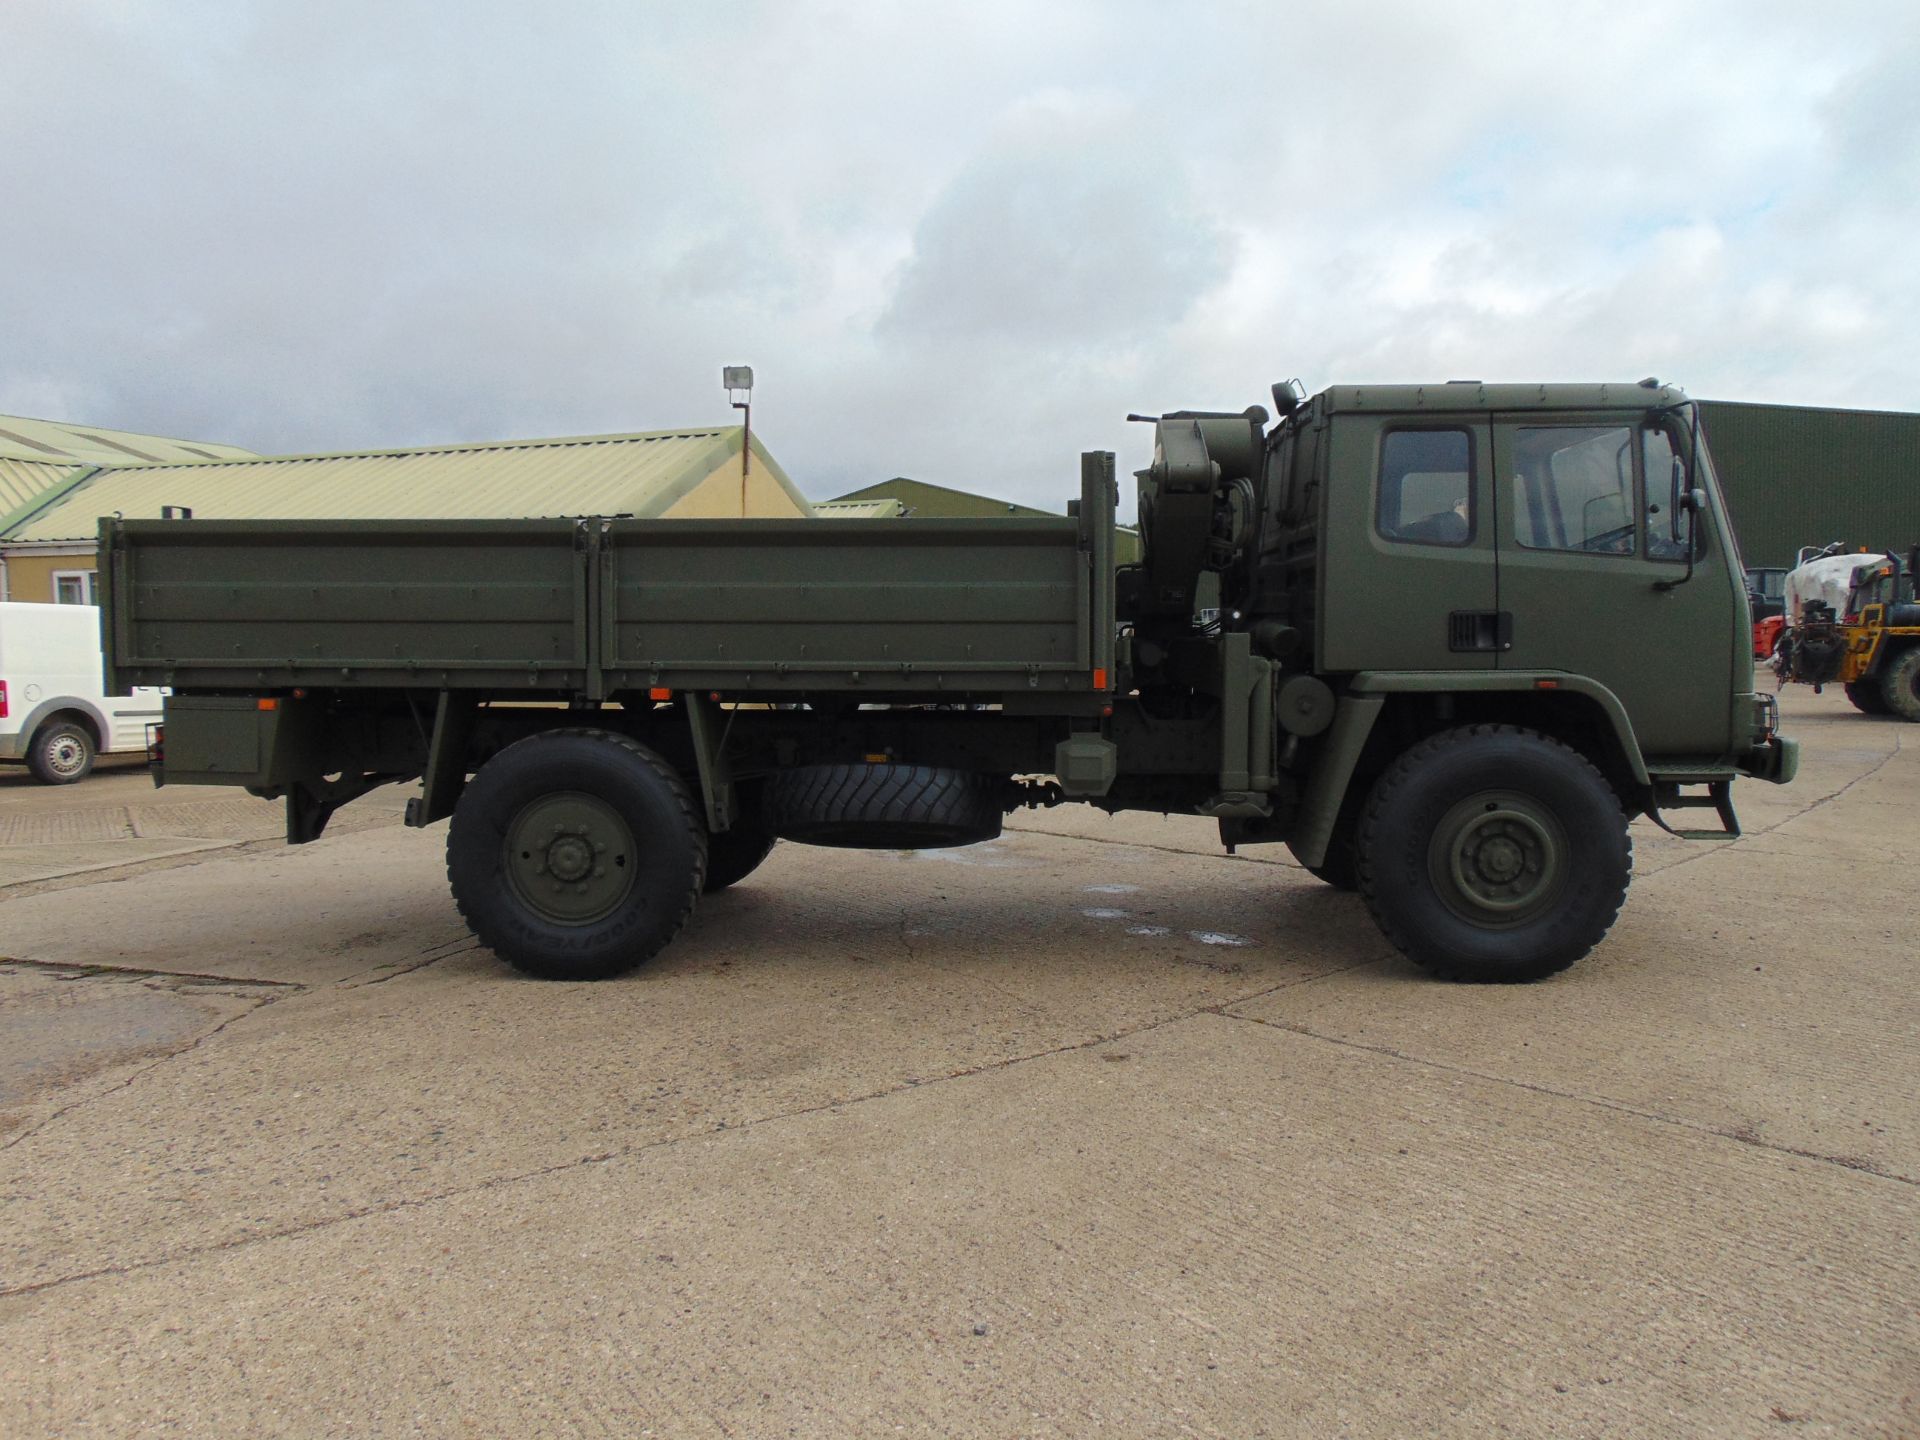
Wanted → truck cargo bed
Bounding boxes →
[101,462,1116,701]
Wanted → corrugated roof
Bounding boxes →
[812,498,906,519]
[0,413,256,466]
[831,477,1055,519]
[829,477,1145,564]
[0,456,82,519]
[2,425,812,543]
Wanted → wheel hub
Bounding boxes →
[504,793,636,925]
[544,831,597,882]
[50,738,85,774]
[1469,832,1525,884]
[1429,793,1567,924]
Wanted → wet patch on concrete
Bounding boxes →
[0,963,290,1138]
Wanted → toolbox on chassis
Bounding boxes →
[102,379,1797,984]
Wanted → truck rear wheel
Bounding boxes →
[27,719,95,785]
[765,763,1002,849]
[1879,648,1920,721]
[447,729,706,981]
[1356,725,1630,983]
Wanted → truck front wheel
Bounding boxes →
[447,729,707,981]
[1356,726,1630,983]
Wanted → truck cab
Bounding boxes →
[1118,380,1793,978]
[1282,382,1761,753]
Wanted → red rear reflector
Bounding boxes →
[1533,679,1559,690]
[1093,667,1108,690]
[257,698,278,711]
[649,688,672,701]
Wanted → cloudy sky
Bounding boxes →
[2,1,1914,513]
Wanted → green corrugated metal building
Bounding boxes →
[1700,400,1920,568]
[830,477,1056,520]
[831,477,1144,563]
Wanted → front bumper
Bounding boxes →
[1739,735,1800,785]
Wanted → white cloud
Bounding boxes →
[0,0,1913,510]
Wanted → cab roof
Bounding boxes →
[1314,380,1690,415]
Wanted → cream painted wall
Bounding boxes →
[2,550,98,604]
[659,453,810,519]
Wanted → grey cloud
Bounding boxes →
[0,1,1914,515]
[877,116,1234,350]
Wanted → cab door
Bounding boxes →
[1319,413,1498,672]
[1492,413,1734,757]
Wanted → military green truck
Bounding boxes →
[101,379,1796,984]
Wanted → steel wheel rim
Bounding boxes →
[504,791,638,925]
[1428,790,1567,926]
[47,735,87,777]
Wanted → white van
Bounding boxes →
[0,602,164,784]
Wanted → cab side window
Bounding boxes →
[1510,426,1635,555]
[1378,429,1472,547]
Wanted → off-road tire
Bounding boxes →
[704,783,778,892]
[765,763,1002,849]
[1356,725,1631,983]
[1844,680,1891,716]
[1879,647,1920,722]
[447,729,706,981]
[27,719,95,785]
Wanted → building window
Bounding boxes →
[53,569,98,605]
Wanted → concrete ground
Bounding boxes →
[0,691,1912,1438]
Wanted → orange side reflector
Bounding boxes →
[257,698,278,711]
[1533,679,1559,690]
[649,688,672,701]
[1093,667,1108,690]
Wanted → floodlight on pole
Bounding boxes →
[724,366,754,515]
